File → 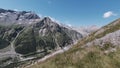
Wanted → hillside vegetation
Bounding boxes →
[28,18,120,68]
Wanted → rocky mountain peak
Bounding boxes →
[41,17,53,25]
[43,17,51,21]
[0,8,14,13]
[0,8,40,25]
[35,17,59,29]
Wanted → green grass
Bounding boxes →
[28,45,120,68]
[27,18,120,68]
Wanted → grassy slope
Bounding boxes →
[28,18,120,68]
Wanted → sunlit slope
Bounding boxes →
[28,18,120,68]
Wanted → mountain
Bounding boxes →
[0,8,84,68]
[73,25,99,37]
[14,17,83,55]
[27,18,120,68]
[0,8,40,25]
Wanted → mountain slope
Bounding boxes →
[14,17,83,55]
[27,18,120,68]
[0,8,85,68]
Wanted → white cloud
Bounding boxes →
[103,11,117,18]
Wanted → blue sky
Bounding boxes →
[0,0,120,27]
